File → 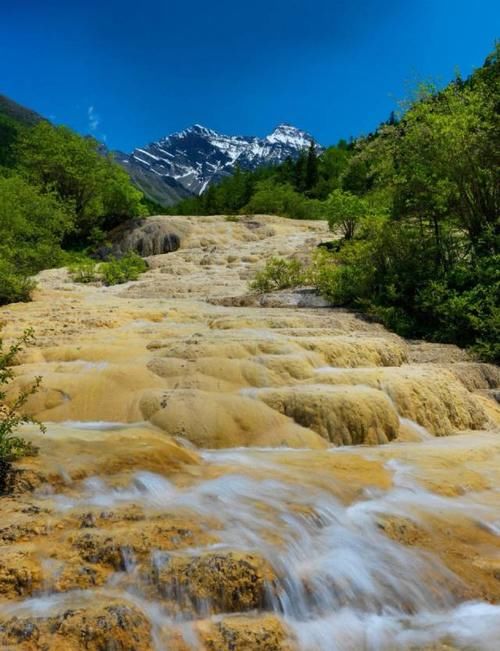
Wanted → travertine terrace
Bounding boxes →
[1,215,499,650]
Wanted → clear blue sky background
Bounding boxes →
[1,0,498,151]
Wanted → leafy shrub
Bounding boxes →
[0,258,35,305]
[325,189,369,240]
[0,176,71,260]
[70,252,148,286]
[242,181,324,219]
[0,329,43,490]
[0,175,71,305]
[15,121,147,240]
[249,257,306,293]
[313,220,499,361]
[416,255,500,362]
[101,253,148,285]
[68,257,100,283]
[0,113,153,308]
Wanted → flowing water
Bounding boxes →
[2,429,500,650]
[1,215,500,650]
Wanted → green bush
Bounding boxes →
[15,122,147,240]
[0,329,43,491]
[0,110,153,308]
[416,255,500,362]
[0,258,35,305]
[313,221,499,361]
[101,253,148,285]
[68,257,100,283]
[70,252,148,286]
[249,257,306,293]
[242,181,324,219]
[0,175,71,305]
[325,189,369,240]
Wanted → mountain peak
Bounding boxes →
[177,124,219,138]
[118,122,322,206]
[266,123,315,148]
[271,122,298,132]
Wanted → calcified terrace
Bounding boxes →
[1,215,500,651]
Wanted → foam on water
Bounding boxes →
[288,601,500,651]
[11,447,500,649]
[59,420,147,430]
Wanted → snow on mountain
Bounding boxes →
[116,123,320,206]
[266,123,313,148]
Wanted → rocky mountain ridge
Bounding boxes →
[0,93,45,126]
[116,123,320,206]
[0,92,320,207]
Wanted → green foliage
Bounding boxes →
[0,329,44,470]
[101,253,148,286]
[243,180,324,219]
[312,243,374,307]
[249,257,306,293]
[0,114,23,168]
[311,144,351,199]
[0,94,43,127]
[309,45,500,361]
[15,122,147,240]
[0,103,154,308]
[391,73,499,249]
[170,140,351,217]
[0,175,72,305]
[315,220,499,361]
[325,189,369,240]
[141,196,168,215]
[0,258,34,306]
[69,252,148,286]
[68,257,100,284]
[294,143,320,193]
[416,255,500,362]
[0,175,71,270]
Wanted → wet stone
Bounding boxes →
[0,601,153,650]
[151,550,277,615]
[198,614,291,651]
[0,550,42,598]
[73,532,126,570]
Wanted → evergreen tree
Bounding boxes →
[294,151,307,192]
[304,142,319,192]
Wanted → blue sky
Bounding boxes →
[1,1,498,151]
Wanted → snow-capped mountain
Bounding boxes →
[116,123,320,206]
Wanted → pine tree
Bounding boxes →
[202,184,217,214]
[304,142,319,192]
[294,151,307,192]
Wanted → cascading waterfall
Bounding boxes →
[3,436,500,651]
[2,215,499,650]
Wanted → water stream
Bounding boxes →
[3,432,500,650]
[2,215,499,649]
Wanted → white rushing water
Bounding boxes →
[6,443,498,651]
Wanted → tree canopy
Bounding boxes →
[0,107,150,304]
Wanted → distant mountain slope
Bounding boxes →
[116,123,321,206]
[115,153,193,207]
[0,93,320,208]
[0,94,45,126]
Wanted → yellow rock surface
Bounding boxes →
[1,214,499,651]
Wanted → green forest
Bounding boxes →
[173,46,500,362]
[0,103,153,305]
